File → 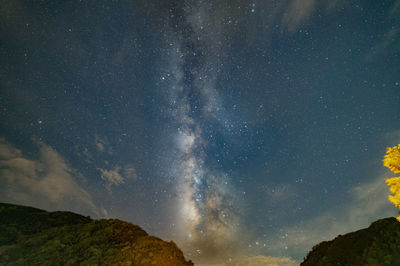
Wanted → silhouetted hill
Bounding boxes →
[301,217,400,266]
[0,203,193,265]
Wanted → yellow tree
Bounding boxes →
[383,144,400,221]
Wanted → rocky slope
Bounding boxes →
[0,203,193,265]
[301,217,400,265]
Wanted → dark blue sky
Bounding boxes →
[1,1,399,264]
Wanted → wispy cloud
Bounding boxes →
[98,164,138,191]
[366,27,400,60]
[281,0,316,32]
[280,0,346,32]
[366,1,400,60]
[385,130,400,144]
[390,0,400,16]
[0,137,105,217]
[225,255,298,266]
[95,135,112,154]
[268,174,396,260]
[99,167,124,187]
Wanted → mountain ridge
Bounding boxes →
[301,217,400,265]
[0,202,193,265]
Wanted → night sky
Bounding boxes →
[1,0,400,264]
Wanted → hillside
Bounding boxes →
[0,203,193,265]
[301,217,400,265]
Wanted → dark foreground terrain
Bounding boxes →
[302,217,400,266]
[0,203,193,265]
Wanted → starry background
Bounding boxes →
[1,0,400,264]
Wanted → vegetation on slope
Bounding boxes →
[301,217,400,266]
[0,203,193,265]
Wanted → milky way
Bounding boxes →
[159,2,240,260]
[1,0,400,264]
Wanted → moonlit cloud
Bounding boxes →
[0,137,104,217]
[95,135,112,154]
[98,164,138,191]
[99,167,124,187]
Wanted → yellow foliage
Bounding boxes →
[383,144,400,222]
[386,177,400,195]
[383,144,400,174]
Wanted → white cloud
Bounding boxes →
[0,139,22,159]
[0,137,105,217]
[98,164,138,191]
[95,135,112,154]
[99,167,124,187]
